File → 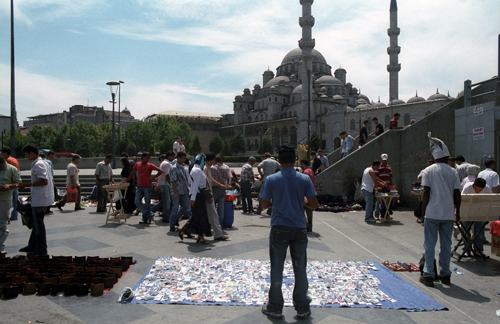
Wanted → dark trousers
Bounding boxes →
[268,225,310,313]
[241,181,253,212]
[58,186,82,209]
[97,179,110,211]
[305,207,313,232]
[28,206,48,256]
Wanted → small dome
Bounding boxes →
[333,94,344,101]
[388,99,405,106]
[372,98,387,108]
[290,74,297,81]
[264,76,290,88]
[335,67,346,73]
[316,75,343,86]
[407,91,426,104]
[356,103,372,110]
[358,92,370,103]
[281,48,327,65]
[357,98,368,105]
[122,107,131,115]
[319,87,327,93]
[447,91,455,101]
[427,89,448,101]
[292,85,302,94]
[346,107,355,112]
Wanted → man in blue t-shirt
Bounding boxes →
[259,146,317,320]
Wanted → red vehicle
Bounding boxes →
[54,153,78,159]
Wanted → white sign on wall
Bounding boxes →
[473,105,483,116]
[473,127,484,140]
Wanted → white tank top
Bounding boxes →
[361,167,375,192]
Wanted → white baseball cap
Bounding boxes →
[381,154,388,160]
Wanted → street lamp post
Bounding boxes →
[10,0,16,156]
[118,81,124,146]
[106,81,120,169]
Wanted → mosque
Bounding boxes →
[219,0,455,152]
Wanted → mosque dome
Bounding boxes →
[356,103,372,110]
[316,75,343,86]
[372,99,387,108]
[388,99,405,106]
[292,85,302,94]
[332,94,344,101]
[335,67,346,73]
[447,91,455,101]
[407,91,426,104]
[427,89,448,101]
[346,107,355,112]
[281,48,327,65]
[264,75,290,88]
[357,98,368,105]
[122,107,131,115]
[290,74,297,81]
[358,93,370,103]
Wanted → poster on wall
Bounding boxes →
[473,127,484,140]
[473,105,483,116]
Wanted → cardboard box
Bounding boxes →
[491,233,500,256]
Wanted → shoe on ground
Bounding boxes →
[439,275,451,285]
[365,218,377,223]
[56,203,63,211]
[419,276,435,287]
[96,209,107,213]
[9,217,18,221]
[297,310,311,320]
[214,235,229,241]
[169,227,178,232]
[162,220,170,223]
[75,207,85,211]
[261,306,283,319]
[46,210,53,214]
[19,246,34,253]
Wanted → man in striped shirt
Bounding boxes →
[240,157,256,213]
[375,154,392,219]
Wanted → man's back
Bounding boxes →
[421,163,460,220]
[259,159,280,179]
[477,168,499,190]
[260,168,316,228]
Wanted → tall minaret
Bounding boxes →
[299,0,315,151]
[387,0,401,102]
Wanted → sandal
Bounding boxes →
[196,237,209,244]
[179,230,184,241]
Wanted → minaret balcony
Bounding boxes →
[387,64,401,72]
[387,27,400,36]
[299,16,315,27]
[387,46,401,55]
[299,39,315,50]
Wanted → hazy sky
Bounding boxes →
[0,0,498,124]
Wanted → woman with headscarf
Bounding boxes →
[179,154,211,244]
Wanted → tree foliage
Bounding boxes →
[310,132,322,152]
[14,115,192,158]
[221,141,232,157]
[209,135,224,154]
[190,136,202,155]
[230,133,246,156]
[258,138,273,155]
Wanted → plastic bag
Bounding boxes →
[16,197,33,229]
[113,190,123,202]
[90,185,98,201]
[66,187,78,203]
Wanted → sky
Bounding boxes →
[0,0,498,125]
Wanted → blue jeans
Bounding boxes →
[362,189,374,221]
[135,186,153,222]
[169,193,191,228]
[462,221,485,252]
[212,187,225,226]
[28,206,48,256]
[268,225,310,313]
[11,189,18,220]
[151,185,170,221]
[423,218,454,278]
[374,198,381,218]
[341,150,352,158]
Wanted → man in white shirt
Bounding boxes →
[151,154,172,222]
[461,178,492,257]
[361,161,387,223]
[56,155,85,211]
[477,159,499,193]
[173,137,181,154]
[455,155,469,183]
[420,133,461,287]
[17,143,54,256]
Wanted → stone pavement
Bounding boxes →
[2,205,500,324]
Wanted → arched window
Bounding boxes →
[404,113,411,126]
[275,97,278,102]
[334,137,341,150]
[385,115,390,128]
[290,127,298,147]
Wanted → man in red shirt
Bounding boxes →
[300,159,315,232]
[1,148,20,221]
[123,152,163,224]
[375,153,393,219]
[389,113,403,130]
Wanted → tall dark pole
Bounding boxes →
[111,94,116,169]
[307,68,311,157]
[10,0,16,156]
[118,81,124,147]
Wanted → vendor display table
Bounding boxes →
[376,194,400,223]
[452,194,500,261]
[103,183,129,224]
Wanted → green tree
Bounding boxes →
[230,133,246,156]
[221,141,232,157]
[310,132,321,152]
[209,135,224,154]
[258,138,273,155]
[190,135,202,155]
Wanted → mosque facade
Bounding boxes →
[219,0,455,153]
